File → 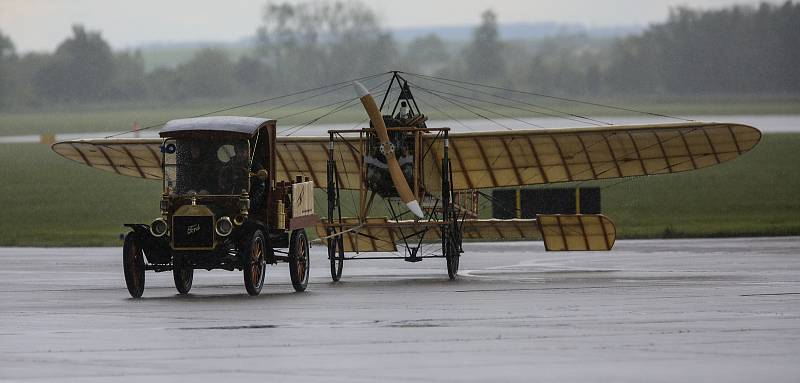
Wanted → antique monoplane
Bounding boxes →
[51,71,761,297]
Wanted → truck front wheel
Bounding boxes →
[173,252,193,295]
[123,232,146,298]
[242,229,266,296]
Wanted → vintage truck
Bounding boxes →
[119,116,318,297]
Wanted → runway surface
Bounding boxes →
[1,237,799,382]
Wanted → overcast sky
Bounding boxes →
[0,0,785,52]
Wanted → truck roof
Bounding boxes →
[159,116,275,137]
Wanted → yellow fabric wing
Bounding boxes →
[50,136,361,186]
[51,139,164,179]
[51,122,760,191]
[427,122,760,190]
[275,136,362,189]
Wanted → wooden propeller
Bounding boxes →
[354,81,424,218]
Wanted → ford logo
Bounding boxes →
[187,224,200,235]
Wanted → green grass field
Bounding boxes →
[0,133,796,246]
[599,133,800,238]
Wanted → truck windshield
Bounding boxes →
[163,138,249,196]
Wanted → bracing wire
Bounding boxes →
[401,71,694,122]
[412,93,476,132]
[409,82,544,129]
[412,84,513,130]
[278,77,392,136]
[103,71,391,139]
[405,72,611,126]
[246,81,355,118]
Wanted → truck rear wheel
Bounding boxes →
[123,232,146,298]
[242,229,266,296]
[289,229,310,292]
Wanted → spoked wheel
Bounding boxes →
[444,232,459,280]
[122,232,146,298]
[289,230,310,292]
[172,252,194,295]
[328,233,344,282]
[242,229,267,296]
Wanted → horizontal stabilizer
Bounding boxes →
[460,218,540,240]
[537,214,616,251]
[318,216,614,252]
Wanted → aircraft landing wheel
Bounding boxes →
[123,232,146,298]
[444,235,459,280]
[242,229,267,296]
[289,229,310,292]
[172,252,193,295]
[328,233,344,282]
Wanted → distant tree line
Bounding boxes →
[603,1,800,95]
[0,1,797,110]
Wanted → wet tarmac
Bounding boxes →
[1,237,799,382]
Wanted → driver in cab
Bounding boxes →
[178,141,213,195]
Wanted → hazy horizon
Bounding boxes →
[0,0,787,52]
